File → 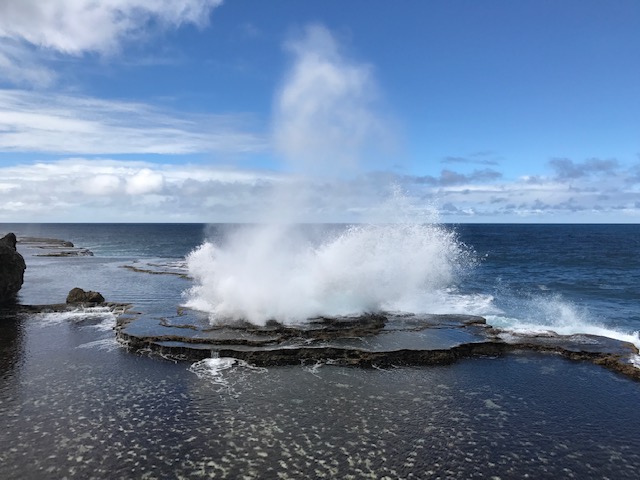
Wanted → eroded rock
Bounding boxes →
[0,233,26,304]
[114,310,640,382]
[66,287,105,305]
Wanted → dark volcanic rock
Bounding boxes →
[0,233,26,304]
[114,310,640,382]
[66,288,105,305]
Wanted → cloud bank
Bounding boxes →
[1,156,638,223]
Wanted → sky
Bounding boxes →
[0,0,638,223]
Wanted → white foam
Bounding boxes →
[485,294,640,351]
[77,338,121,352]
[33,307,117,328]
[185,222,475,325]
[189,357,266,385]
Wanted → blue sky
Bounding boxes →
[0,0,638,223]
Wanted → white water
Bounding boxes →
[189,357,267,386]
[484,293,640,351]
[34,307,117,330]
[185,221,476,325]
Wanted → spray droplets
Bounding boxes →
[185,221,475,326]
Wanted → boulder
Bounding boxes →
[0,233,26,304]
[66,287,105,305]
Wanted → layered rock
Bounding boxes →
[115,310,640,382]
[0,233,26,304]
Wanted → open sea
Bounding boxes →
[1,222,639,478]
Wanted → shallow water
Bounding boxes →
[2,308,640,479]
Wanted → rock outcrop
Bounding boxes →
[115,310,640,382]
[66,287,105,305]
[0,233,26,304]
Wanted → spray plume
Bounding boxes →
[185,25,473,325]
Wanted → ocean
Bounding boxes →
[1,222,639,478]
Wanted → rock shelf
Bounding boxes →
[115,310,640,381]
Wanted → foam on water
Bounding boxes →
[484,293,640,351]
[189,357,267,385]
[185,221,476,325]
[77,338,122,352]
[34,307,117,329]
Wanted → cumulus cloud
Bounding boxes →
[82,174,122,196]
[272,24,391,173]
[126,168,165,195]
[0,89,265,154]
[0,0,223,55]
[0,158,281,222]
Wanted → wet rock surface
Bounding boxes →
[0,233,26,304]
[66,287,106,305]
[115,310,640,381]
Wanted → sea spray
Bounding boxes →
[185,221,476,325]
[485,292,640,350]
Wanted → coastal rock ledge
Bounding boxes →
[0,233,26,304]
[115,311,640,382]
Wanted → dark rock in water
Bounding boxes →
[35,248,94,257]
[18,237,75,248]
[115,309,640,382]
[66,288,105,305]
[0,233,27,304]
[17,236,94,257]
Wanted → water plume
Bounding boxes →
[185,218,474,325]
[185,25,473,325]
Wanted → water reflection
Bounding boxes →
[0,307,24,383]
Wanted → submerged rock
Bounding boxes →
[0,233,26,304]
[66,288,105,305]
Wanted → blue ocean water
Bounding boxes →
[456,223,640,345]
[1,222,640,478]
[9,222,638,342]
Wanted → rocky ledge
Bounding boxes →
[115,310,640,381]
[18,236,94,257]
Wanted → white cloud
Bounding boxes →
[82,174,122,196]
[1,157,638,223]
[0,158,283,222]
[126,168,165,195]
[0,0,223,55]
[0,0,223,87]
[273,24,391,173]
[0,89,265,154]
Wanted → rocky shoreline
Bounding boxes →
[3,233,640,383]
[115,309,640,382]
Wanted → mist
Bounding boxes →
[184,24,472,325]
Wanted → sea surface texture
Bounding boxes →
[1,223,639,478]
